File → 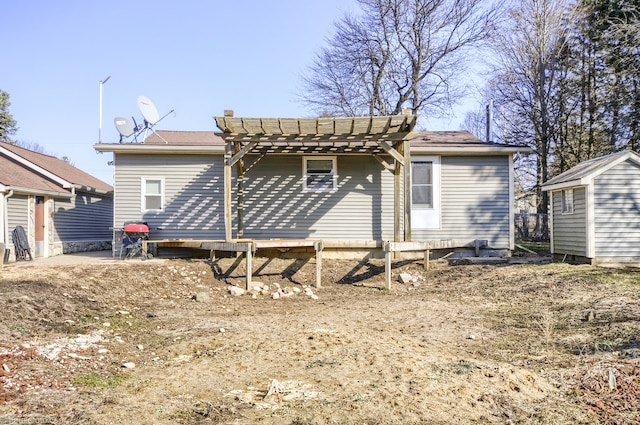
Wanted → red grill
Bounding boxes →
[123,222,149,235]
[120,222,150,258]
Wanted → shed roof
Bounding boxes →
[0,142,113,195]
[542,150,640,191]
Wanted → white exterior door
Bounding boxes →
[411,156,440,229]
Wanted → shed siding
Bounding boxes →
[7,195,29,245]
[411,156,511,248]
[241,155,394,240]
[551,187,587,256]
[114,154,225,245]
[53,193,113,242]
[593,160,640,257]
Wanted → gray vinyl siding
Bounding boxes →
[114,154,225,243]
[551,187,587,256]
[7,194,29,245]
[411,156,511,248]
[593,160,640,257]
[53,192,113,242]
[241,155,394,240]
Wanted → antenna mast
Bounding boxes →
[98,75,111,143]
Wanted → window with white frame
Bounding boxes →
[561,188,574,214]
[303,156,337,191]
[142,177,164,211]
[411,161,434,208]
[411,156,441,229]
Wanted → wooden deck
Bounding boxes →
[141,238,486,291]
[142,239,323,290]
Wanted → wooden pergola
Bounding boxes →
[213,113,418,244]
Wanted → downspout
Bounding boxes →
[3,190,14,245]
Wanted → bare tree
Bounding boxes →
[301,0,502,118]
[486,0,577,228]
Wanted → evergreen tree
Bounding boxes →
[0,89,18,142]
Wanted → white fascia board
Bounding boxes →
[94,144,225,155]
[5,186,74,198]
[70,183,113,196]
[542,180,585,192]
[0,146,72,188]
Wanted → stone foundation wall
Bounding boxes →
[56,241,112,255]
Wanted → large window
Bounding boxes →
[561,188,574,214]
[303,156,337,191]
[142,177,164,211]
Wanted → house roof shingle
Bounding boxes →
[95,126,530,156]
[143,130,225,146]
[0,142,113,194]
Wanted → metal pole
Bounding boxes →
[99,75,111,142]
[486,99,493,143]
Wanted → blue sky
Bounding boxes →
[2,1,474,185]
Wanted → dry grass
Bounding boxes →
[1,258,640,423]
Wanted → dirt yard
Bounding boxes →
[0,252,639,424]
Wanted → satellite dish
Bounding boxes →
[114,117,135,138]
[137,95,160,125]
[113,95,174,143]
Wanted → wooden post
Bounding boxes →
[384,241,392,291]
[234,141,244,239]
[224,141,233,241]
[314,241,323,288]
[403,139,411,242]
[393,143,402,244]
[245,247,252,291]
[424,249,430,271]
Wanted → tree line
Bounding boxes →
[3,0,638,225]
[302,0,640,223]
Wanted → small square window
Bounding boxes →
[142,177,164,211]
[561,189,574,214]
[304,157,336,191]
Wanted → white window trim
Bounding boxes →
[411,156,441,229]
[561,188,574,214]
[141,176,165,212]
[303,156,337,191]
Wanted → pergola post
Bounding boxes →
[394,141,402,243]
[403,139,411,242]
[234,141,244,239]
[224,141,232,241]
